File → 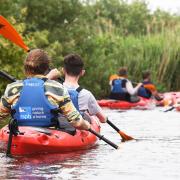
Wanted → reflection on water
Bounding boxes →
[0,108,180,180]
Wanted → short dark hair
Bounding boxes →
[142,70,151,79]
[64,54,84,76]
[24,49,50,75]
[118,67,127,76]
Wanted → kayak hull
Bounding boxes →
[0,117,100,156]
[156,92,180,106]
[98,97,152,109]
[98,92,180,109]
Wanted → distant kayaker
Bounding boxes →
[0,49,91,130]
[138,70,163,101]
[47,53,107,123]
[109,67,142,102]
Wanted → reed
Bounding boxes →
[82,26,180,97]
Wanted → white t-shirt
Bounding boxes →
[63,83,102,116]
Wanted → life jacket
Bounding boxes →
[12,78,59,127]
[138,81,153,98]
[111,79,126,94]
[109,74,120,81]
[68,87,83,112]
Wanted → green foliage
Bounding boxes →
[0,0,180,98]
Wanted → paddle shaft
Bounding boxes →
[6,127,13,157]
[89,128,119,149]
[106,119,120,132]
[0,70,16,82]
[164,106,175,112]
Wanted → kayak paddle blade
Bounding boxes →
[119,130,134,142]
[0,15,29,52]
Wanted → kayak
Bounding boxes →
[0,116,100,156]
[98,92,180,109]
[156,92,180,106]
[98,97,152,110]
[176,106,180,112]
[175,97,180,112]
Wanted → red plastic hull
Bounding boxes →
[156,92,180,106]
[0,117,100,156]
[98,97,151,109]
[98,92,180,109]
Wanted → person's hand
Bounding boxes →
[83,120,91,130]
[71,118,91,130]
[46,68,61,80]
[136,82,143,88]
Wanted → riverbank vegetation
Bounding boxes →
[0,0,179,97]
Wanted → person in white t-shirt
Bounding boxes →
[47,54,107,123]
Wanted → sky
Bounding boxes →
[128,0,180,14]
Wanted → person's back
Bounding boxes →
[109,67,142,103]
[138,70,163,101]
[47,53,107,123]
[0,49,90,130]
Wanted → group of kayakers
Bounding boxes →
[109,67,163,103]
[0,48,178,137]
[0,49,107,132]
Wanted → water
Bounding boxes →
[0,108,180,180]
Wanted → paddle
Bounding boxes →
[164,106,175,112]
[6,119,19,157]
[0,70,16,82]
[89,128,119,149]
[0,16,66,84]
[164,103,180,112]
[0,15,30,52]
[106,119,134,142]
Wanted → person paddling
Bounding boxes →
[0,49,90,130]
[138,70,163,101]
[47,53,107,123]
[47,55,135,142]
[109,67,142,103]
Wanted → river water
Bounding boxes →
[0,108,180,180]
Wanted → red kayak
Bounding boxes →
[0,117,100,156]
[175,97,180,112]
[156,92,180,106]
[98,92,180,109]
[176,106,180,112]
[98,97,152,110]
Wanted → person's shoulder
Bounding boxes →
[45,79,64,88]
[122,78,128,83]
[44,79,68,97]
[6,80,23,89]
[4,80,23,97]
[109,74,119,81]
[81,88,92,95]
[80,88,97,100]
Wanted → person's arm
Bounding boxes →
[96,112,107,123]
[0,94,12,120]
[0,82,23,121]
[126,80,142,95]
[0,101,11,120]
[46,68,61,80]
